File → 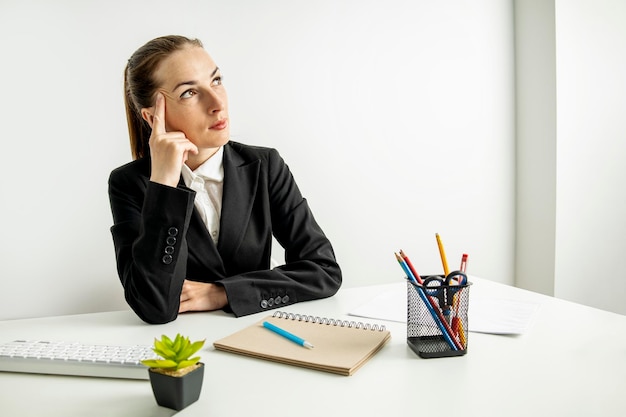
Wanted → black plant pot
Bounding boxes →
[148,363,204,411]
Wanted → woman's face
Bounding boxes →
[147,45,230,153]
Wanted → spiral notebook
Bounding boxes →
[213,312,391,376]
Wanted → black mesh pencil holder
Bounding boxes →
[407,276,471,358]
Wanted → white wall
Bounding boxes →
[514,0,626,315]
[554,0,626,314]
[0,0,516,320]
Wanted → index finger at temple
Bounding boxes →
[152,92,166,134]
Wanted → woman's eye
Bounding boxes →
[180,90,197,99]
[212,76,222,86]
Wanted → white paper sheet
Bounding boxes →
[348,288,540,335]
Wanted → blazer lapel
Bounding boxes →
[217,144,260,259]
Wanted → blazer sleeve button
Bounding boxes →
[168,227,179,236]
[162,254,173,265]
[166,236,177,246]
[281,295,290,304]
[164,246,175,255]
[260,299,268,308]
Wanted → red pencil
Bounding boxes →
[399,250,422,284]
[460,253,468,273]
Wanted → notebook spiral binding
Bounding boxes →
[272,311,386,331]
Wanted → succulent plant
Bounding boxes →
[141,334,205,371]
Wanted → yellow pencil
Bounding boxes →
[435,233,450,276]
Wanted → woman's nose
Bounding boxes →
[205,89,225,114]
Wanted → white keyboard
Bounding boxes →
[0,340,158,380]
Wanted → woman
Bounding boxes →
[109,35,342,324]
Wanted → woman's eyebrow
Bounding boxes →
[172,67,220,91]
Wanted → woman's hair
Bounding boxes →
[124,35,203,159]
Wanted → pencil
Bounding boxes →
[399,250,422,284]
[460,253,468,273]
[435,233,450,276]
[395,252,417,284]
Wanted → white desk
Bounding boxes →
[0,278,624,417]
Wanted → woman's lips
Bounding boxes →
[210,119,228,130]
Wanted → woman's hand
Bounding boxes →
[148,93,198,187]
[179,280,228,313]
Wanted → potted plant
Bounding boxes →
[141,334,206,411]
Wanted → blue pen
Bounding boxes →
[262,321,314,349]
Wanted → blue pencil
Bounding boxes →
[395,253,418,283]
[262,321,314,349]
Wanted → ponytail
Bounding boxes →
[123,62,151,159]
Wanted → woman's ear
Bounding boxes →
[140,108,154,128]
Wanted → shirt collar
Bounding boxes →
[181,146,225,187]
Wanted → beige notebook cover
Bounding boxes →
[213,314,391,376]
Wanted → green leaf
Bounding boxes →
[175,337,190,361]
[177,357,201,369]
[172,334,183,352]
[154,339,176,359]
[141,359,178,369]
[175,338,194,361]
[160,334,174,347]
[185,340,205,358]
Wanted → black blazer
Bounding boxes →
[108,141,341,324]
